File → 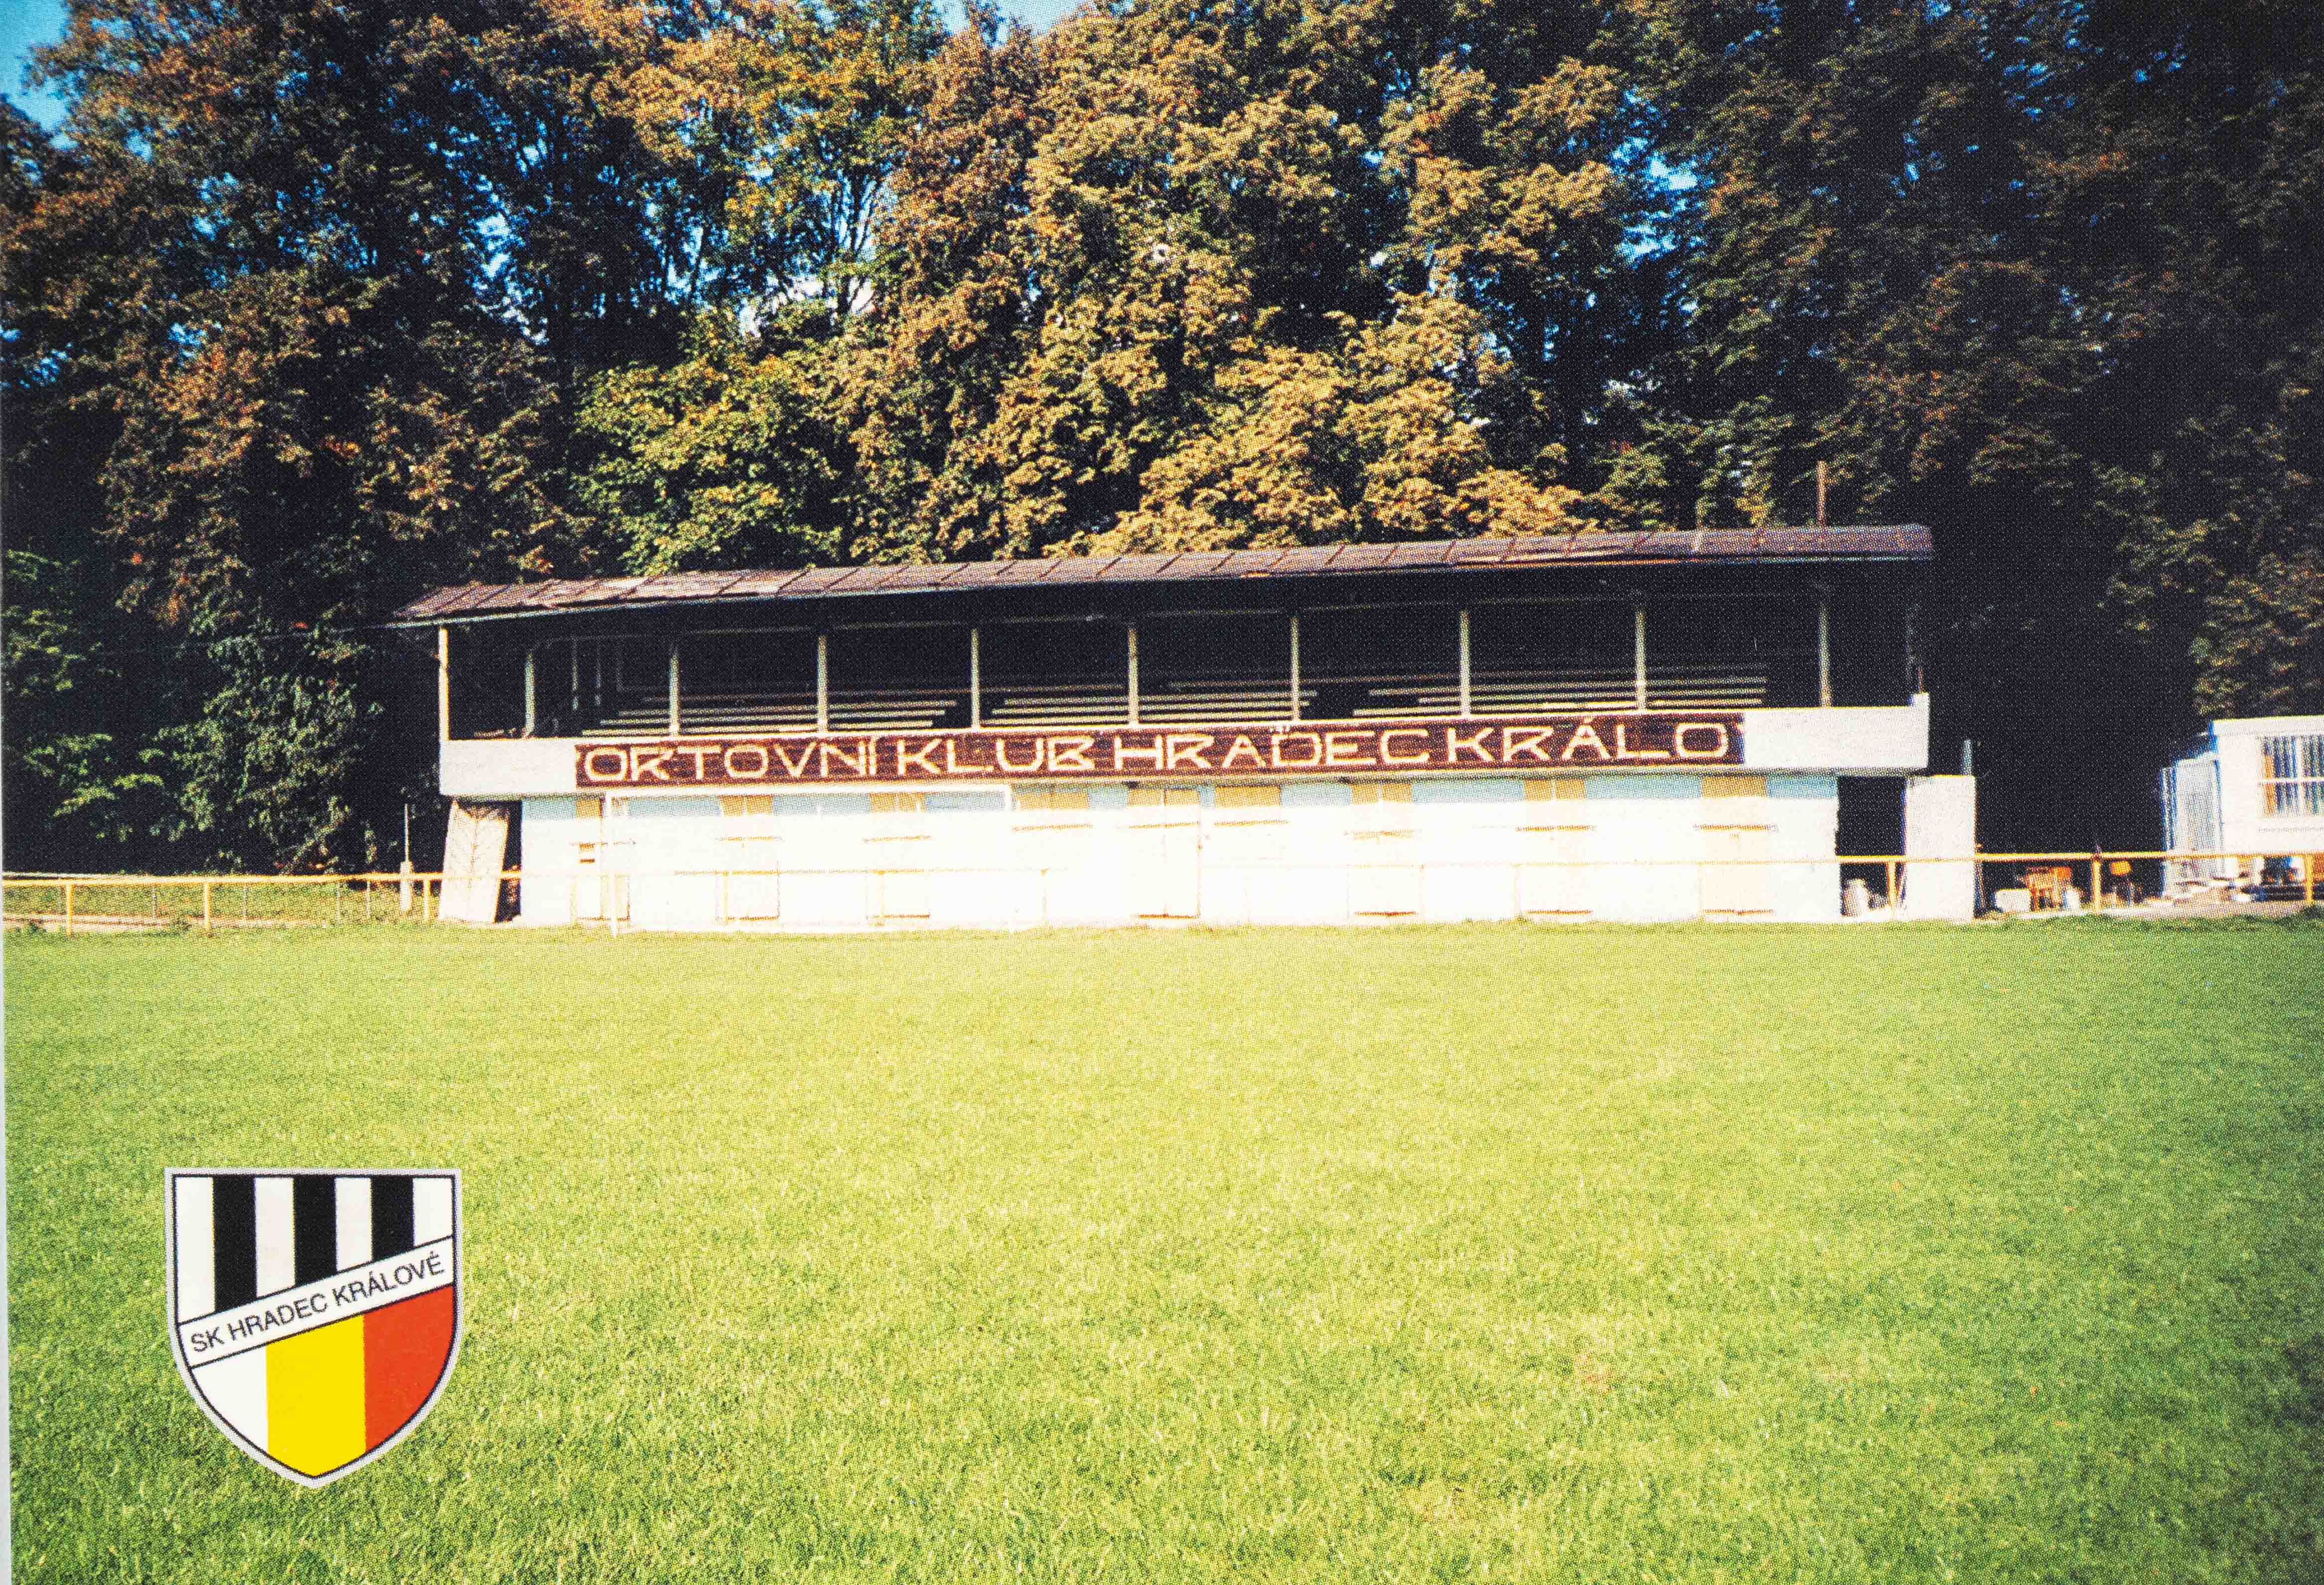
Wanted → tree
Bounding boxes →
[844,0,1647,562]
[594,0,948,325]
[7,0,661,867]
[577,315,851,571]
[1619,0,2324,845]
[2055,0,2324,722]
[9,0,2321,869]
[563,0,946,574]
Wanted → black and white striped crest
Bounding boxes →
[166,1170,463,1487]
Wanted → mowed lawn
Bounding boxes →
[8,922,2323,1584]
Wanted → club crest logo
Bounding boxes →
[165,1170,462,1486]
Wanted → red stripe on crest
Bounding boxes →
[364,1285,456,1450]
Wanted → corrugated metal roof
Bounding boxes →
[390,525,1933,626]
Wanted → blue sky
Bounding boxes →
[3,0,69,126]
[1,0,1083,132]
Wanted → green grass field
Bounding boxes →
[9,922,2322,1584]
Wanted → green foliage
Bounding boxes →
[577,318,851,572]
[0,551,171,864]
[155,629,384,871]
[7,0,645,866]
[593,0,947,322]
[845,0,1641,559]
[8,0,2324,865]
[1606,0,2324,841]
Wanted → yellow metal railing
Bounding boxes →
[0,870,521,935]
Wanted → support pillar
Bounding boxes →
[1816,591,1833,708]
[1632,603,1648,709]
[1288,613,1301,721]
[1458,609,1472,718]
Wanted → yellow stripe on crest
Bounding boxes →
[265,1315,367,1476]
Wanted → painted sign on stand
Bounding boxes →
[575,713,1744,789]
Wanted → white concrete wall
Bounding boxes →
[444,738,574,799]
[1740,696,1929,774]
[1902,775,1977,921]
[506,772,1847,931]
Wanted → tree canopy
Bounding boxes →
[5,0,2319,867]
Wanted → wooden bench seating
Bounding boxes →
[568,661,1775,736]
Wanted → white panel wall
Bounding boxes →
[511,772,1849,931]
[1902,775,1977,921]
[1767,776,1843,922]
[518,798,579,925]
[445,738,574,798]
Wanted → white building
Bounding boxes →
[2161,714,2324,888]
[394,527,1977,929]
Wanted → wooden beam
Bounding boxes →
[523,647,536,738]
[969,626,982,730]
[816,633,829,734]
[667,642,681,736]
[436,625,451,742]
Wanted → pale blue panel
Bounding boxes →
[629,797,719,819]
[1412,778,1525,804]
[1087,785,1131,809]
[925,790,1006,812]
[1282,782,1354,807]
[1769,774,1838,800]
[522,797,574,829]
[772,793,872,817]
[1584,775,1704,800]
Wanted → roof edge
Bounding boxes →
[388,525,1934,627]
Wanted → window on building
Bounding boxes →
[452,629,533,738]
[1015,786,1090,814]
[2261,734,2324,816]
[1824,593,1916,707]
